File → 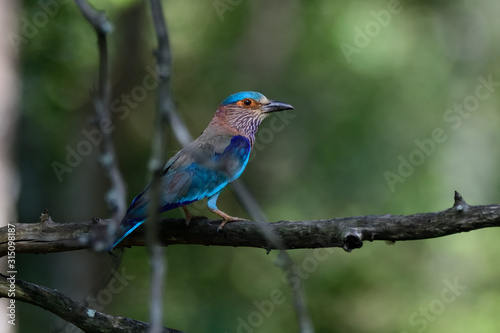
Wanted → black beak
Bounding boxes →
[262,100,294,113]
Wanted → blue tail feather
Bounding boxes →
[108,220,145,250]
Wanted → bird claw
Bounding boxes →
[185,215,207,226]
[216,221,227,234]
[182,206,207,226]
[216,217,246,233]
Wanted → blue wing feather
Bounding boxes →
[111,135,251,248]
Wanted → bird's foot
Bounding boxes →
[217,216,247,233]
[182,206,206,226]
[186,215,207,225]
[207,207,247,232]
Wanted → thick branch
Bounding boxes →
[1,193,499,256]
[0,274,182,333]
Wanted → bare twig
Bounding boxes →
[0,274,183,333]
[146,0,173,331]
[74,0,127,249]
[232,184,314,332]
[2,192,499,256]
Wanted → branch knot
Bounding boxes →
[453,191,469,212]
[342,232,363,253]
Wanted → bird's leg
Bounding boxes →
[182,206,193,225]
[181,206,205,225]
[207,192,246,232]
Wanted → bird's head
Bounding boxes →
[220,91,294,115]
[215,91,294,141]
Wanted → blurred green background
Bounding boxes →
[14,0,500,332]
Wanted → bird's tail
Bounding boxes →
[108,219,145,250]
[108,188,149,250]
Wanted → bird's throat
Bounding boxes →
[223,109,265,146]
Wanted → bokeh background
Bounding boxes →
[7,0,500,332]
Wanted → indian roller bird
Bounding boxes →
[111,91,294,248]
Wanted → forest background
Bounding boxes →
[5,0,500,332]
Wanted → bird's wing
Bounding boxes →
[160,133,251,203]
[112,134,251,249]
[122,134,251,224]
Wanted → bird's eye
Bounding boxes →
[243,99,252,106]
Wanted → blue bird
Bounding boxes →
[111,91,294,248]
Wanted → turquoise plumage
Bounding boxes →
[111,91,293,248]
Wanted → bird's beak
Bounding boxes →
[262,100,294,113]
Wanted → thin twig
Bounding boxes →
[147,0,173,331]
[232,181,314,332]
[74,0,127,249]
[0,274,183,333]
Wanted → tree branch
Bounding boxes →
[0,274,183,333]
[2,192,499,257]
